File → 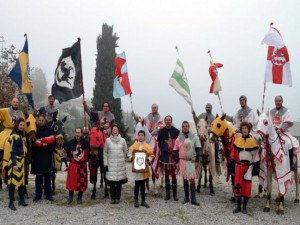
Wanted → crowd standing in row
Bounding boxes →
[0,94,298,214]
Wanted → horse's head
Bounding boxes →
[24,114,37,142]
[197,118,208,141]
[256,111,274,139]
[53,116,67,147]
[211,114,228,138]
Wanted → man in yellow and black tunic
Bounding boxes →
[0,98,24,190]
[6,118,29,210]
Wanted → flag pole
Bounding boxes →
[208,50,224,114]
[78,37,87,127]
[176,46,197,128]
[261,22,273,113]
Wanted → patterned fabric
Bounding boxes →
[231,136,259,197]
[174,133,200,179]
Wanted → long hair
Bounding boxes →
[12,118,25,135]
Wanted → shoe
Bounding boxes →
[182,181,189,204]
[33,197,41,202]
[164,183,171,200]
[77,192,83,204]
[190,184,200,206]
[172,183,178,201]
[68,191,74,204]
[46,197,54,201]
[9,202,16,211]
[134,200,139,208]
[141,201,150,208]
[233,197,242,213]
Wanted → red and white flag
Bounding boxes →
[209,62,223,94]
[261,24,292,87]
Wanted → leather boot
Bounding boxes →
[182,181,189,204]
[110,186,116,204]
[18,186,28,206]
[190,184,200,206]
[242,197,248,214]
[172,181,178,201]
[77,191,83,204]
[134,199,139,208]
[233,196,242,213]
[141,200,150,208]
[115,184,121,204]
[68,191,74,204]
[8,186,16,211]
[164,183,171,200]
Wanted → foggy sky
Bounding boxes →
[1,0,300,126]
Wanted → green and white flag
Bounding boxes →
[169,59,193,106]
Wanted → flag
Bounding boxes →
[52,40,83,103]
[113,52,132,98]
[209,62,223,94]
[9,35,34,108]
[261,24,292,86]
[169,59,193,106]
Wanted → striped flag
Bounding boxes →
[9,35,34,108]
[209,62,223,94]
[169,59,193,106]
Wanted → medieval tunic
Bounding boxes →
[7,130,28,187]
[31,125,55,175]
[129,141,154,181]
[174,133,201,180]
[87,108,115,136]
[158,126,180,170]
[231,136,259,198]
[233,106,257,130]
[39,105,59,127]
[66,137,90,192]
[144,112,163,137]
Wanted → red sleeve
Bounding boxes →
[33,140,48,147]
[41,135,55,145]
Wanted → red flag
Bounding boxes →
[113,52,132,98]
[209,63,223,94]
[261,24,292,86]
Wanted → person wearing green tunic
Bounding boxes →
[173,121,201,206]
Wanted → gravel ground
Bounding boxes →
[0,162,300,225]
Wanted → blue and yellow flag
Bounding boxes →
[9,35,34,108]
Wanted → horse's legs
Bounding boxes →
[204,166,208,188]
[209,170,214,195]
[295,157,300,203]
[263,169,272,212]
[196,164,202,193]
[276,195,284,215]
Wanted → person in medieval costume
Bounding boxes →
[38,95,59,127]
[66,128,90,204]
[231,121,259,214]
[83,100,115,137]
[6,118,29,210]
[104,124,128,204]
[173,121,200,206]
[270,96,299,170]
[129,130,154,208]
[232,95,257,131]
[157,115,180,201]
[31,114,55,201]
[0,98,24,190]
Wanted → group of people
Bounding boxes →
[0,93,298,214]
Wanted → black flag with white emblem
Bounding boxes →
[52,40,83,103]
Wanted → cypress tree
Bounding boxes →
[92,24,129,140]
